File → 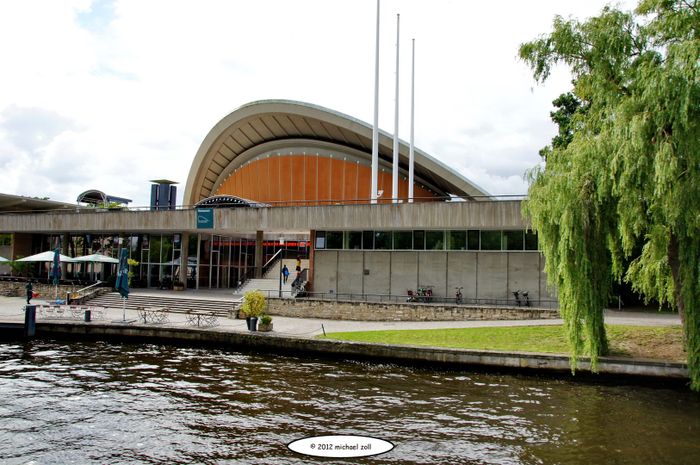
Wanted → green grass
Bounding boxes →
[318,325,685,360]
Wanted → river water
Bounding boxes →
[0,340,698,465]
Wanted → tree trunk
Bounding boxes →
[668,233,685,327]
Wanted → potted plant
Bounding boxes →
[240,290,265,331]
[258,314,273,332]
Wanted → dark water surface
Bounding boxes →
[0,340,698,465]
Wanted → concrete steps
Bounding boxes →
[86,292,239,315]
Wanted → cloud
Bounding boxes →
[0,0,637,205]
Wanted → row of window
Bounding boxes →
[315,230,538,251]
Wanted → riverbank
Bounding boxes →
[0,296,687,386]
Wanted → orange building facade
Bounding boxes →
[213,153,438,205]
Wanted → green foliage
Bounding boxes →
[0,234,11,246]
[241,290,266,318]
[260,314,272,325]
[520,0,700,388]
[127,258,139,286]
[9,258,32,277]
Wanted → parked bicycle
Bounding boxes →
[455,286,463,304]
[512,289,530,307]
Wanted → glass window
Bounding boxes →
[480,231,502,250]
[326,231,343,249]
[413,230,425,250]
[362,231,374,250]
[393,231,412,250]
[315,231,326,249]
[426,231,445,250]
[347,231,362,249]
[375,231,391,249]
[504,230,524,251]
[448,230,466,250]
[467,230,480,250]
[525,231,539,250]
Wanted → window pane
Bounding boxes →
[315,231,326,249]
[525,231,539,250]
[393,231,412,250]
[413,230,425,250]
[426,231,445,250]
[347,231,362,249]
[326,231,343,249]
[467,230,480,250]
[448,230,466,250]
[504,230,524,251]
[374,231,391,249]
[362,231,374,250]
[480,231,502,250]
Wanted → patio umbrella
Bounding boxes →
[0,255,9,262]
[50,248,61,285]
[16,251,74,287]
[15,251,75,263]
[72,253,119,281]
[114,248,130,321]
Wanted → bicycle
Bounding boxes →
[455,286,463,304]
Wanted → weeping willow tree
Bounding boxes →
[519,0,700,388]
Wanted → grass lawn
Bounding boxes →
[318,325,685,361]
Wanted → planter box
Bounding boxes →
[258,323,273,332]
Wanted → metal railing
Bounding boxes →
[287,291,558,308]
[0,194,528,216]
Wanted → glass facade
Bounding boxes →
[314,229,539,251]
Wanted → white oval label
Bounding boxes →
[287,435,394,458]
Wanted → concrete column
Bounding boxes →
[62,233,70,277]
[254,230,263,278]
[180,232,189,288]
[308,230,315,291]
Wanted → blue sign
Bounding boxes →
[196,208,214,229]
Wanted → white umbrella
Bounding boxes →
[0,256,9,262]
[72,253,119,281]
[71,253,119,264]
[16,251,75,263]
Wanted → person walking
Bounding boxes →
[282,264,290,284]
[25,280,33,304]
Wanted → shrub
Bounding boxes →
[241,290,265,318]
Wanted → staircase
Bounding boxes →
[235,259,309,298]
[85,292,239,316]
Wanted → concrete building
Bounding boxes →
[0,100,553,305]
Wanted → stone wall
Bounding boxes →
[0,281,82,299]
[266,298,559,321]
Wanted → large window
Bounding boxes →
[448,230,466,250]
[393,231,412,250]
[313,229,539,251]
[504,230,524,251]
[426,231,445,250]
[480,231,502,250]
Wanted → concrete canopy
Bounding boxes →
[184,100,490,206]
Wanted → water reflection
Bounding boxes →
[0,340,698,464]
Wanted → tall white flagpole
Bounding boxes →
[392,14,400,204]
[371,0,380,204]
[408,38,415,203]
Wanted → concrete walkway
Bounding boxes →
[0,295,681,338]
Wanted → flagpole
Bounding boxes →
[371,0,380,204]
[392,13,400,204]
[409,38,416,203]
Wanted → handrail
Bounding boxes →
[75,281,103,294]
[262,248,283,270]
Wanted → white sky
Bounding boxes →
[0,0,634,206]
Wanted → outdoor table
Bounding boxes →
[184,310,219,327]
[137,306,170,324]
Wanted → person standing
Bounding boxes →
[282,265,290,284]
[25,280,33,304]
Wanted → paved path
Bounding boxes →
[0,295,681,338]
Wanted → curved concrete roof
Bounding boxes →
[184,100,490,205]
